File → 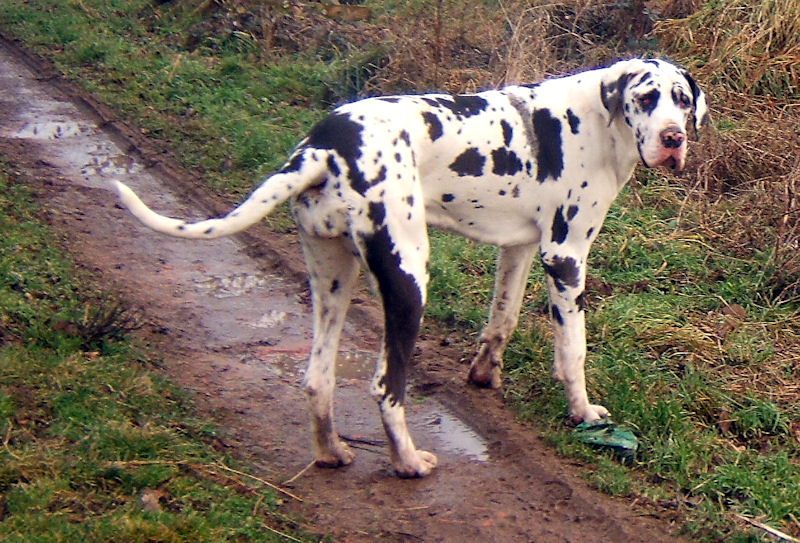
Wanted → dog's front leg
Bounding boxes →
[469,243,538,388]
[541,249,609,423]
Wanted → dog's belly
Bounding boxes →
[424,199,542,247]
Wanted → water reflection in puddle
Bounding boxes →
[419,409,489,462]
[266,351,374,381]
[253,350,490,462]
[194,272,275,298]
[12,120,92,139]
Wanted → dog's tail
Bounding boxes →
[113,148,326,239]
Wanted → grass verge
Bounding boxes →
[1,1,799,541]
[0,165,312,541]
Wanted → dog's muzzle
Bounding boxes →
[643,125,687,170]
[660,126,686,149]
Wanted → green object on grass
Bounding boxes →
[574,420,639,462]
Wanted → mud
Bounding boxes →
[0,36,687,542]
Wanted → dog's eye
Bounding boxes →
[638,90,659,111]
[678,94,691,109]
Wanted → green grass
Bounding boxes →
[0,169,312,541]
[2,1,799,541]
[433,176,800,541]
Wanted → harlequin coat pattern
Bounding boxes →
[114,58,708,477]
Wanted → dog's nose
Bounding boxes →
[660,126,685,149]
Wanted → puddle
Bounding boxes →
[251,350,490,461]
[80,149,141,177]
[249,310,289,329]
[420,408,489,462]
[12,120,93,139]
[0,47,491,467]
[261,350,374,381]
[194,272,277,298]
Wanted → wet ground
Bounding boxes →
[0,36,688,542]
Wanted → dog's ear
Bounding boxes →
[681,70,709,140]
[600,63,636,126]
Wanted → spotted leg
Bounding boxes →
[361,219,437,478]
[469,243,538,388]
[540,246,609,423]
[299,232,360,468]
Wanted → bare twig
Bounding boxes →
[282,459,316,486]
[106,459,303,502]
[734,513,800,542]
[215,461,304,502]
[262,523,306,543]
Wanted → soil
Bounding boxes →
[0,36,688,542]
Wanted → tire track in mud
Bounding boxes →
[0,37,687,542]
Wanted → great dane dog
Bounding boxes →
[114,58,707,477]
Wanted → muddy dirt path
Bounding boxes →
[0,38,687,542]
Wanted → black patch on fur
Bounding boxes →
[491,147,523,176]
[500,119,513,146]
[542,255,581,292]
[422,111,444,141]
[567,205,579,220]
[601,72,634,122]
[379,97,401,103]
[566,109,581,134]
[550,304,564,326]
[449,148,485,177]
[437,95,489,117]
[362,227,424,406]
[640,89,660,115]
[630,71,652,89]
[399,130,411,146]
[305,112,368,194]
[532,108,564,182]
[204,227,214,235]
[551,206,569,244]
[282,151,304,173]
[326,155,341,177]
[368,201,386,225]
[371,165,387,185]
[441,193,455,202]
[330,279,340,293]
[586,227,595,239]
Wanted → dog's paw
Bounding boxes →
[467,347,503,389]
[314,441,355,468]
[393,450,438,478]
[571,404,610,424]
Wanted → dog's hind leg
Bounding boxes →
[469,243,538,388]
[361,220,437,477]
[299,232,360,468]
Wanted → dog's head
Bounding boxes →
[601,58,708,171]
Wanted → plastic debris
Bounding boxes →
[573,419,639,463]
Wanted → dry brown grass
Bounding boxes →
[654,0,800,300]
[654,0,800,97]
